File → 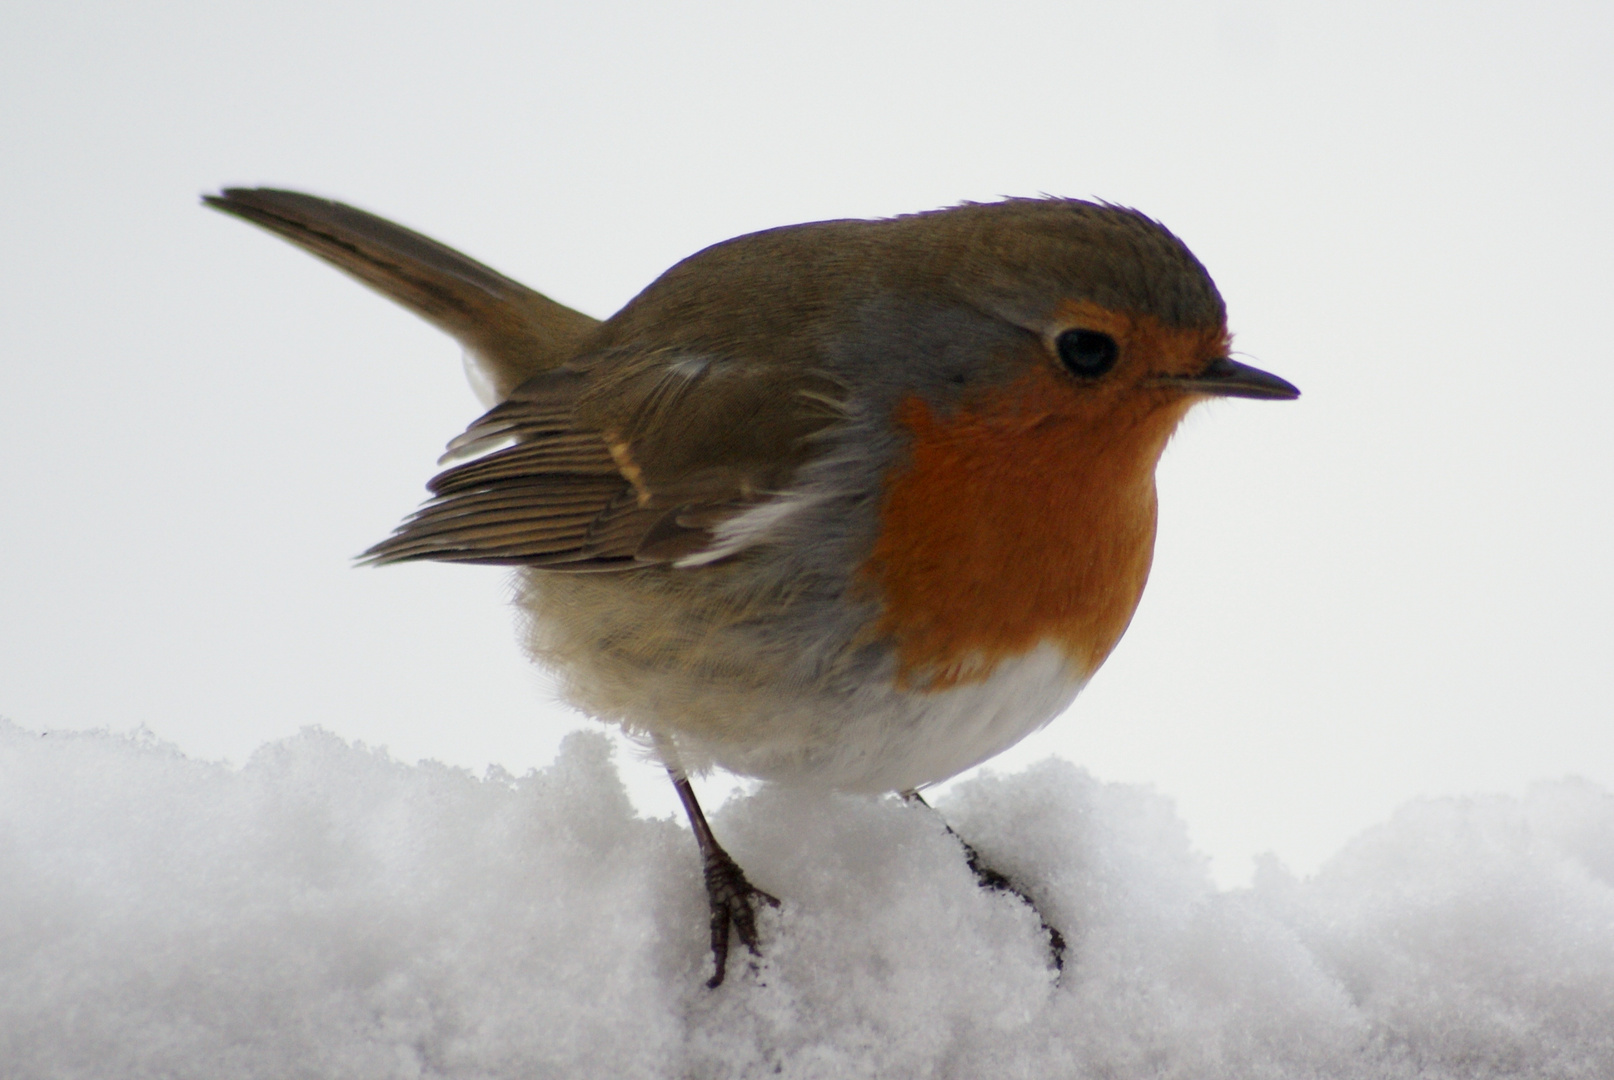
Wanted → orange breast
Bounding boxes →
[861,366,1192,689]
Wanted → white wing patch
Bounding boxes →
[673,490,825,568]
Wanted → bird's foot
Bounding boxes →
[902,790,1066,972]
[955,834,1066,971]
[701,844,781,988]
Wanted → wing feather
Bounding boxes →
[365,352,845,570]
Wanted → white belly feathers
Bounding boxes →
[671,642,1090,794]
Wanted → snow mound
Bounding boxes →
[1,720,1610,1079]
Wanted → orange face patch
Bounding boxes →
[861,313,1224,689]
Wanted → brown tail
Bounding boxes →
[203,188,599,401]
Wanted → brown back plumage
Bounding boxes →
[206,192,1229,572]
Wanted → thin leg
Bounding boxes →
[668,767,780,988]
[902,790,1066,971]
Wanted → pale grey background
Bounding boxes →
[2,0,1609,886]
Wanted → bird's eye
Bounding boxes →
[1055,329,1119,379]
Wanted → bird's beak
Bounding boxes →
[1163,357,1300,400]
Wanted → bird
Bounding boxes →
[205,188,1298,986]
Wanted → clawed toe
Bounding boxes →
[702,846,780,987]
[666,764,780,988]
[960,837,1066,971]
[903,790,1066,971]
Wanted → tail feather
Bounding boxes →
[203,188,599,401]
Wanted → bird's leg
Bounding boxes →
[901,789,1066,971]
[667,766,780,988]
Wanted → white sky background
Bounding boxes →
[1,0,1609,888]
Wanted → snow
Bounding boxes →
[2,721,1610,1079]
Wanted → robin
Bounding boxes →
[205,189,1298,986]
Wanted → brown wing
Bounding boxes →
[360,355,845,570]
[204,187,845,569]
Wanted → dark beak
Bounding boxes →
[1166,357,1300,400]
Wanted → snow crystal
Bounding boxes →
[1,720,1610,1079]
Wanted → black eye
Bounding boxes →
[1056,329,1118,378]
